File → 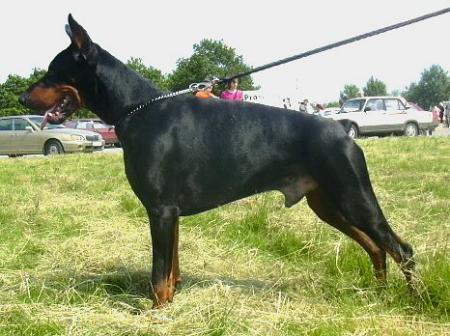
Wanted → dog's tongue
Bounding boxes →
[41,106,64,128]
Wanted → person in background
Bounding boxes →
[299,100,306,113]
[220,78,244,101]
[283,98,292,109]
[195,85,218,99]
[314,103,324,114]
[437,103,445,123]
[445,101,450,127]
[303,99,314,114]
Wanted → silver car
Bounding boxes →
[324,96,438,138]
[0,115,104,156]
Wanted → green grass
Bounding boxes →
[0,137,449,335]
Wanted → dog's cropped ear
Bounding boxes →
[66,14,97,65]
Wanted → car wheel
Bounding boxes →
[44,140,64,155]
[348,124,358,139]
[404,123,419,137]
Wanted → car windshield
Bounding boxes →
[29,116,66,129]
[340,99,365,113]
[77,121,109,129]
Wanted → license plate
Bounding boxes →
[93,141,102,147]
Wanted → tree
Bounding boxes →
[126,57,168,90]
[340,84,360,102]
[167,39,256,93]
[0,69,98,119]
[403,65,450,109]
[0,69,46,116]
[390,89,401,97]
[363,76,387,96]
[325,101,341,108]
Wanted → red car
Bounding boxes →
[64,119,120,146]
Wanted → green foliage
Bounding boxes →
[403,65,450,109]
[167,39,256,93]
[325,101,341,108]
[0,69,46,116]
[363,76,388,96]
[126,57,169,90]
[339,84,360,102]
[1,39,256,119]
[390,89,401,96]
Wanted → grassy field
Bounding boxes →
[0,137,449,335]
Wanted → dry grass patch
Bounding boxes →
[0,137,449,335]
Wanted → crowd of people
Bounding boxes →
[195,81,324,114]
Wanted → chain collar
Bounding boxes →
[115,78,219,127]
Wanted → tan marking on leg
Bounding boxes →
[152,280,169,309]
[306,189,387,283]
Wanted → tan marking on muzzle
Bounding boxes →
[28,84,83,109]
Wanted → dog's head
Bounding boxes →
[20,14,98,125]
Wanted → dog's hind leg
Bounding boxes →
[148,205,180,308]
[340,200,415,285]
[306,188,387,283]
[310,139,415,284]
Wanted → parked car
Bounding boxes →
[317,107,340,117]
[323,96,438,138]
[64,119,119,146]
[0,115,104,157]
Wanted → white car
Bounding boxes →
[317,107,340,117]
[0,115,105,156]
[323,96,438,138]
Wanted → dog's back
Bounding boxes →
[119,97,347,214]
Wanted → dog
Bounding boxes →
[20,15,415,308]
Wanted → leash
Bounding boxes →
[218,7,450,84]
[117,7,449,126]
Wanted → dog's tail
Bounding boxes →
[337,119,352,134]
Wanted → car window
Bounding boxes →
[384,99,402,110]
[366,99,385,111]
[13,118,30,131]
[29,116,45,127]
[0,119,13,131]
[341,99,365,112]
[92,122,107,129]
[77,121,92,129]
[29,116,65,129]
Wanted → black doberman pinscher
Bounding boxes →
[21,15,415,307]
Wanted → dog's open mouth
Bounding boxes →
[41,94,78,128]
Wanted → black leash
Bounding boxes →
[218,7,450,84]
[117,7,449,126]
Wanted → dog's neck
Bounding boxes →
[87,47,163,125]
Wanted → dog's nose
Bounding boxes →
[19,92,29,106]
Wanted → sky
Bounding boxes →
[1,0,449,103]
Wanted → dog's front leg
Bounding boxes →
[149,205,180,308]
